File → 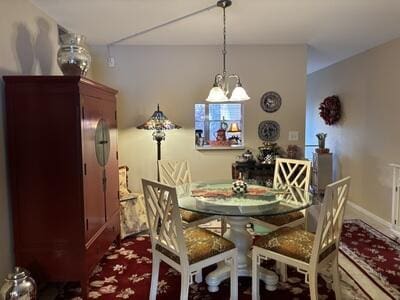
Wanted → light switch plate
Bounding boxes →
[289,131,299,141]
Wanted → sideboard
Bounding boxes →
[232,162,275,186]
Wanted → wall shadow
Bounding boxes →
[13,18,57,75]
[14,23,34,74]
[35,17,55,74]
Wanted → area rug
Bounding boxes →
[53,234,369,299]
[340,219,400,299]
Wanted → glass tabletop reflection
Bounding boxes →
[177,181,314,217]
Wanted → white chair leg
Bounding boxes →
[221,217,227,236]
[279,263,287,282]
[230,254,238,300]
[332,255,342,300]
[309,271,319,300]
[252,251,260,300]
[150,254,160,300]
[180,269,190,300]
[194,271,203,283]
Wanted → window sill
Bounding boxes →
[195,145,245,151]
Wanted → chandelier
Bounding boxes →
[206,0,250,102]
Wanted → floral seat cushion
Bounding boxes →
[254,211,304,226]
[119,166,132,197]
[254,226,336,263]
[156,227,235,264]
[254,226,315,262]
[180,209,210,223]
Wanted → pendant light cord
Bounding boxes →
[107,3,218,46]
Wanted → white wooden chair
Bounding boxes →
[159,160,228,283]
[142,179,238,300]
[251,158,312,231]
[251,176,351,300]
[251,158,312,281]
[158,160,226,229]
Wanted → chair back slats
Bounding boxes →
[142,179,187,260]
[158,160,192,185]
[311,177,351,264]
[273,158,311,204]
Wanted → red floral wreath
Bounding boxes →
[319,95,341,125]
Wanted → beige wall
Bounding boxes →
[307,38,400,222]
[0,0,61,280]
[91,45,307,190]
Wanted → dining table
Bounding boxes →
[176,180,314,293]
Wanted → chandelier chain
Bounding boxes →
[223,6,227,77]
[206,0,250,101]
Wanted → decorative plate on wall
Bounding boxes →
[258,120,280,141]
[260,91,281,113]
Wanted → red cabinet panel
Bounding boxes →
[82,96,106,241]
[103,100,120,219]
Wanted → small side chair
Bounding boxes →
[142,179,238,300]
[252,176,351,300]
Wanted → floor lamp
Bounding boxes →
[137,104,181,181]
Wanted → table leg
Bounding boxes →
[205,216,278,292]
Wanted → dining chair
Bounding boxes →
[251,176,351,300]
[250,158,312,280]
[158,160,228,283]
[158,160,226,229]
[251,158,312,230]
[142,179,238,300]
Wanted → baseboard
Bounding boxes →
[346,201,392,228]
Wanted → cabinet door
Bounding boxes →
[82,96,106,241]
[102,99,119,219]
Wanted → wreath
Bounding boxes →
[319,95,341,125]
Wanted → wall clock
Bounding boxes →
[260,91,281,113]
[258,120,280,141]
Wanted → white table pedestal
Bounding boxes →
[205,216,278,292]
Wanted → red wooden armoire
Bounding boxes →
[3,76,120,297]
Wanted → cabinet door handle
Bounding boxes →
[86,219,89,230]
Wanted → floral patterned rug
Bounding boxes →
[341,219,400,299]
[52,233,370,299]
[46,218,400,299]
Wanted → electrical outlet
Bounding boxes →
[288,131,299,141]
[107,57,115,67]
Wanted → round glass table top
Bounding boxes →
[177,181,314,217]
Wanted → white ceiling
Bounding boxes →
[32,0,400,73]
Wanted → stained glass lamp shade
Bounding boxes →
[136,105,181,181]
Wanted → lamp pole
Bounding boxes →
[152,129,166,181]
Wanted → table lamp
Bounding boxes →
[227,122,241,144]
[137,104,181,181]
